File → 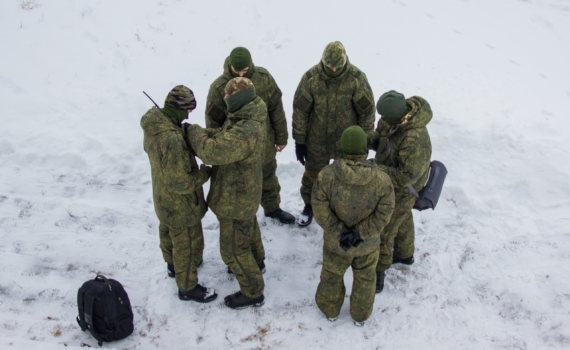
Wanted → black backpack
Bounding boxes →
[76,275,134,346]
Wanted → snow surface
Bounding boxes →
[1,0,570,349]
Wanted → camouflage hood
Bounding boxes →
[332,158,375,186]
[222,56,255,79]
[140,107,177,136]
[317,57,352,81]
[396,96,432,131]
[226,95,266,124]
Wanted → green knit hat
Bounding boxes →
[376,90,408,126]
[229,47,252,71]
[340,125,367,155]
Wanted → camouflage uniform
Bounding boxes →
[140,87,209,291]
[206,57,288,213]
[293,42,376,205]
[188,78,267,298]
[368,96,432,274]
[312,156,395,322]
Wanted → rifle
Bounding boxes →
[143,91,160,109]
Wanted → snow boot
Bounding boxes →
[376,272,385,294]
[392,255,414,265]
[265,208,295,224]
[167,263,175,278]
[297,204,313,227]
[178,284,217,303]
[224,291,264,309]
[227,261,266,274]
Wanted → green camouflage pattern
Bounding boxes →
[141,107,209,228]
[224,76,255,96]
[159,223,204,291]
[164,85,196,110]
[316,249,379,322]
[292,59,375,204]
[321,41,347,69]
[205,57,288,212]
[188,96,267,220]
[376,192,417,273]
[312,157,395,257]
[141,107,209,291]
[219,217,265,298]
[367,96,433,273]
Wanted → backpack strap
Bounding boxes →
[386,139,420,199]
[84,293,105,346]
[77,291,87,331]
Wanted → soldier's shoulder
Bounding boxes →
[254,66,271,76]
[210,74,230,90]
[347,63,367,80]
[301,64,320,81]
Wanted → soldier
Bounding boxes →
[313,126,395,326]
[140,85,217,303]
[367,91,432,293]
[205,47,294,224]
[187,77,267,309]
[292,41,375,227]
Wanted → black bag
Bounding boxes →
[411,160,448,211]
[76,275,134,346]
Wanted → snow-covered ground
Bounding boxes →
[1,0,570,348]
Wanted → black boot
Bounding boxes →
[227,261,266,274]
[224,291,265,309]
[297,204,313,227]
[178,284,217,303]
[167,263,175,278]
[392,255,414,265]
[376,272,385,294]
[265,208,295,224]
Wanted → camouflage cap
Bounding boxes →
[224,77,255,97]
[164,85,196,110]
[322,41,347,69]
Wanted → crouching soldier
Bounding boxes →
[368,91,432,293]
[187,77,267,309]
[140,85,217,303]
[312,126,394,326]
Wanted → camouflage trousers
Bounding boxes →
[261,149,281,213]
[300,155,331,205]
[316,249,379,322]
[219,216,266,298]
[159,222,204,291]
[376,191,417,274]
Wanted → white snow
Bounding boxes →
[1,0,570,349]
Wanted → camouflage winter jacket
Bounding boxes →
[205,57,288,149]
[292,59,375,160]
[188,97,267,220]
[141,107,208,227]
[368,96,432,194]
[312,157,395,257]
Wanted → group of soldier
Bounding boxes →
[140,41,433,326]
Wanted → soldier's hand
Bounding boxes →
[275,145,286,152]
[295,143,308,165]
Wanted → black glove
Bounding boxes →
[182,122,192,132]
[339,229,364,251]
[295,143,308,165]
